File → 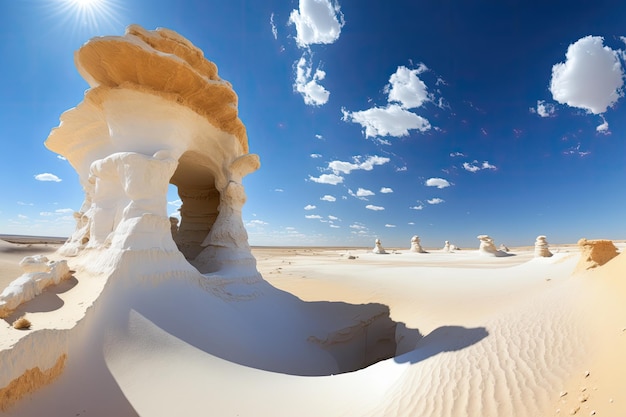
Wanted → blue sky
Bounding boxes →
[1,0,626,248]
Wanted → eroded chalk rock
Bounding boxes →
[477,235,508,257]
[373,239,387,254]
[410,235,426,253]
[534,235,553,258]
[575,238,619,272]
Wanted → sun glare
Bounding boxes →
[48,0,123,36]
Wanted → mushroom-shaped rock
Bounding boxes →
[410,235,426,253]
[44,24,260,277]
[574,238,619,272]
[373,239,387,254]
[477,235,508,257]
[534,235,553,258]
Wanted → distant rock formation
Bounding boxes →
[477,235,509,257]
[410,236,426,253]
[373,239,387,254]
[575,238,619,271]
[534,235,552,258]
[443,241,451,252]
[499,244,510,252]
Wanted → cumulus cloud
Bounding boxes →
[168,199,182,207]
[247,219,268,227]
[305,214,323,219]
[355,188,374,197]
[462,161,497,172]
[365,204,384,211]
[385,224,396,228]
[349,223,366,230]
[386,65,430,109]
[34,173,61,182]
[308,173,343,185]
[304,204,316,210]
[315,134,323,140]
[341,104,431,138]
[328,155,390,174]
[57,155,66,161]
[310,153,322,158]
[533,100,556,117]
[328,215,338,220]
[288,0,344,48]
[550,36,624,114]
[425,177,451,189]
[596,115,610,133]
[427,198,444,205]
[294,55,330,106]
[410,205,423,210]
[450,152,465,157]
[320,195,336,202]
[380,187,393,193]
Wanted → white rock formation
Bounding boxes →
[499,244,510,252]
[0,256,71,318]
[373,239,387,254]
[534,235,553,258]
[477,235,508,257]
[442,241,451,252]
[410,236,426,253]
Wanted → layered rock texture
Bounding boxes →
[534,235,553,258]
[45,24,260,276]
[477,235,508,257]
[575,238,619,272]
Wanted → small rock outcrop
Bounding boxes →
[477,235,508,257]
[534,235,552,258]
[499,244,510,252]
[443,241,451,252]
[410,236,426,253]
[575,238,619,272]
[373,239,387,254]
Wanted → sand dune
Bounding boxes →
[0,240,625,416]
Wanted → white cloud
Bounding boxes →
[462,162,481,173]
[328,215,338,220]
[40,212,53,217]
[427,198,444,205]
[425,177,451,189]
[309,173,344,185]
[385,224,396,228]
[305,214,322,219]
[386,65,430,109]
[349,223,366,230]
[380,187,393,193]
[55,208,74,214]
[315,134,323,140]
[410,205,423,210]
[270,13,278,40]
[355,188,374,197]
[274,188,284,192]
[320,195,336,202]
[342,104,431,138]
[57,155,66,161]
[550,36,624,114]
[330,224,340,228]
[481,161,497,170]
[310,153,322,158]
[288,0,344,48]
[18,214,28,219]
[450,152,465,157]
[34,173,61,182]
[365,204,384,211]
[535,100,556,117]
[17,201,33,206]
[396,166,407,172]
[294,55,330,106]
[168,199,182,207]
[247,219,268,227]
[304,204,316,210]
[328,155,390,175]
[596,115,610,133]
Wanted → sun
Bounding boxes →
[49,0,123,36]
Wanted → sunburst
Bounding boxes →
[48,0,124,37]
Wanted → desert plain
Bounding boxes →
[1,234,625,416]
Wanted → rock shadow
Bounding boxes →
[395,325,489,364]
[2,276,78,324]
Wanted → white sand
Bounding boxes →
[0,242,625,416]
